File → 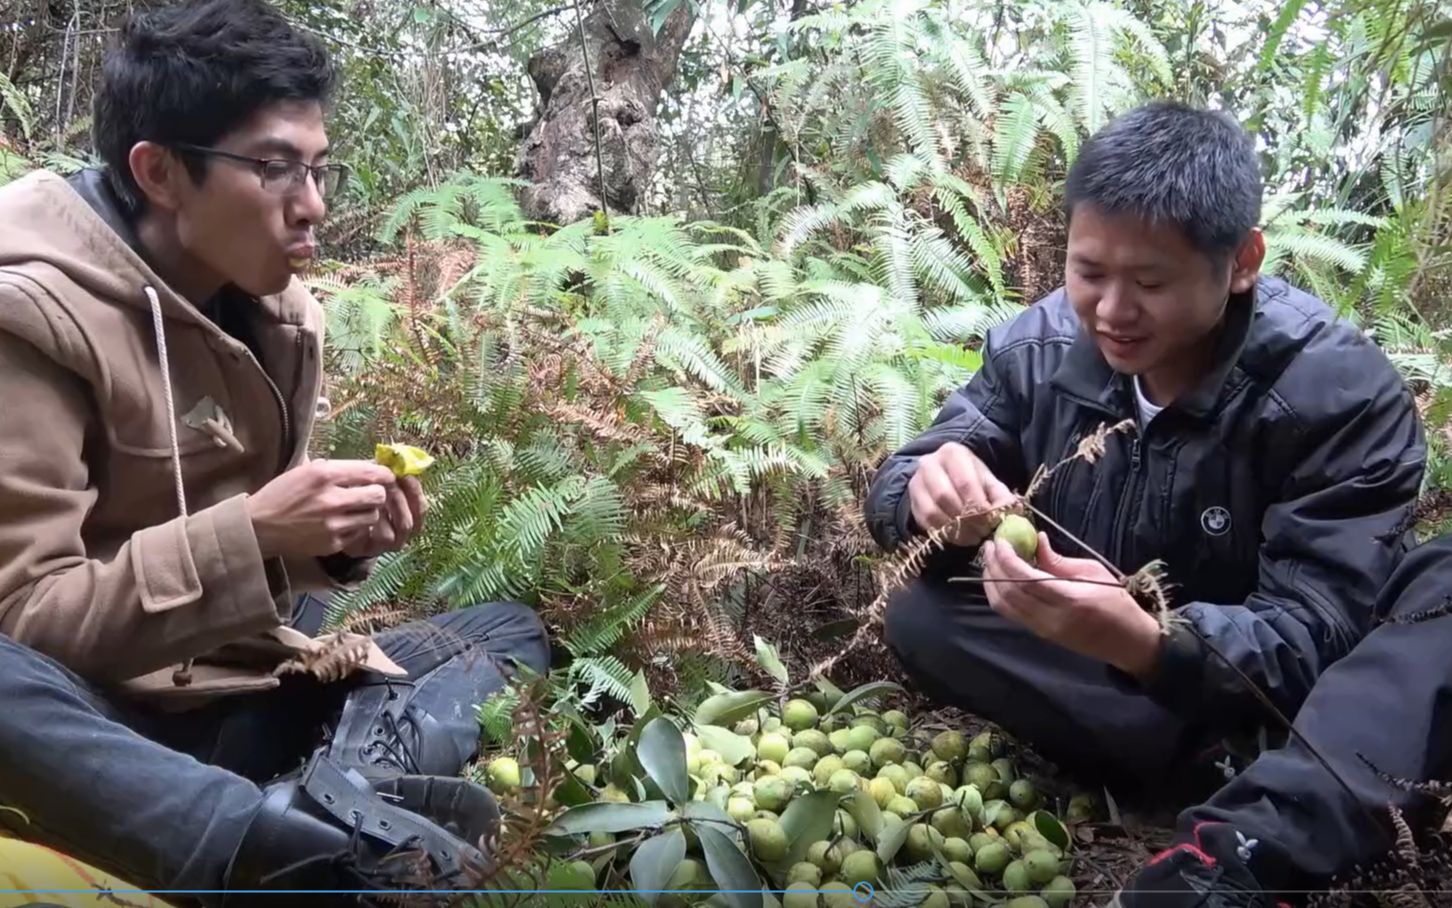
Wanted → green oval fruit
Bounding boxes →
[807,840,841,875]
[943,836,974,865]
[963,763,997,791]
[851,713,887,734]
[845,725,879,753]
[971,731,1002,758]
[887,794,920,817]
[1024,849,1061,886]
[835,809,858,840]
[1008,779,1038,810]
[734,717,759,737]
[1042,876,1076,908]
[820,881,856,908]
[783,699,820,731]
[794,729,833,757]
[877,764,911,793]
[906,776,944,810]
[813,754,846,787]
[931,806,973,839]
[994,513,1039,561]
[903,823,945,863]
[1003,859,1032,894]
[828,769,862,795]
[926,760,958,787]
[969,832,996,854]
[763,716,784,733]
[1067,791,1098,823]
[869,736,906,768]
[919,885,950,908]
[1018,831,1058,857]
[572,763,597,785]
[780,765,813,788]
[869,776,897,808]
[882,709,909,730]
[746,818,789,863]
[787,861,823,887]
[842,749,873,776]
[991,758,1016,784]
[755,809,780,822]
[975,841,1011,876]
[754,776,793,812]
[485,756,522,794]
[785,747,819,771]
[931,731,968,764]
[757,732,791,765]
[599,783,630,803]
[1003,819,1033,851]
[953,785,985,820]
[840,850,884,886]
[782,881,817,908]
[728,796,756,822]
[902,761,925,779]
[828,728,853,754]
[1006,898,1049,908]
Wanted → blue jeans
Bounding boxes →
[0,599,550,900]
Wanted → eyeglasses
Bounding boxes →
[171,143,350,198]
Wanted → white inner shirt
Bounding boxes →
[1133,376,1165,426]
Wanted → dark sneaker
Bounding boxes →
[1108,821,1287,908]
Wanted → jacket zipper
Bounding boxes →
[1110,433,1145,568]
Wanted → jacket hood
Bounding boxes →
[0,168,311,331]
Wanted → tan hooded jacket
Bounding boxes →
[0,169,401,707]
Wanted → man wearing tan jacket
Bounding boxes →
[0,0,549,901]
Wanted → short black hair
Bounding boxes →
[1064,100,1262,262]
[93,0,336,216]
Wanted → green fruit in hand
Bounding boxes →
[785,747,819,771]
[906,776,944,810]
[808,839,841,875]
[877,764,911,793]
[754,776,793,812]
[485,757,521,793]
[943,836,974,865]
[1003,860,1032,894]
[794,729,833,757]
[783,699,820,731]
[868,776,897,808]
[869,737,906,768]
[902,823,943,863]
[728,796,755,822]
[882,709,909,731]
[919,886,950,908]
[787,862,823,886]
[931,806,972,838]
[926,760,958,786]
[991,758,1016,784]
[813,755,846,787]
[975,841,1011,876]
[840,850,884,886]
[746,818,789,863]
[828,729,853,753]
[887,794,920,817]
[828,769,862,795]
[1024,849,1061,885]
[821,881,856,908]
[780,765,813,788]
[757,732,791,765]
[845,725,879,753]
[1006,898,1049,908]
[931,731,968,764]
[782,882,818,908]
[1042,876,1076,908]
[842,749,872,776]
[994,513,1039,561]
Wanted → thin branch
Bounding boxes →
[573,0,610,223]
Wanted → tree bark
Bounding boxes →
[514,0,694,225]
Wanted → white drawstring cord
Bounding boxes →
[145,287,188,520]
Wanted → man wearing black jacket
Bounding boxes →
[865,100,1426,803]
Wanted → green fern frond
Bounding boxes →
[572,655,640,707]
[1266,228,1369,275]
[992,92,1041,186]
[1065,2,1113,134]
[0,73,33,140]
[563,585,663,658]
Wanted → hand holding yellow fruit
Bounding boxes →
[374,442,435,477]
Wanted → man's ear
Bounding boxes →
[1229,228,1265,294]
[127,141,184,212]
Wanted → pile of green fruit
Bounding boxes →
[501,671,1096,908]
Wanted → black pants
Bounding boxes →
[883,565,1231,802]
[0,599,550,899]
[1168,534,1452,897]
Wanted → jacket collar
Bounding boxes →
[1049,283,1257,423]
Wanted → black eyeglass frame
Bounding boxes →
[170,142,350,197]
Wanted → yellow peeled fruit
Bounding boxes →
[993,513,1039,561]
[374,442,435,477]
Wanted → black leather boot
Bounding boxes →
[324,678,468,782]
[221,750,499,906]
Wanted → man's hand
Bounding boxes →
[981,532,1163,679]
[338,475,427,558]
[907,442,1017,546]
[246,460,399,559]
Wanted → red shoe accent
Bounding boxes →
[1146,821,1224,869]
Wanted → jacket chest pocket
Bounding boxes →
[1158,440,1264,605]
[1039,423,1112,555]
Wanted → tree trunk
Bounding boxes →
[514,0,695,225]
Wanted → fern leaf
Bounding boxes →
[992,92,1041,186]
